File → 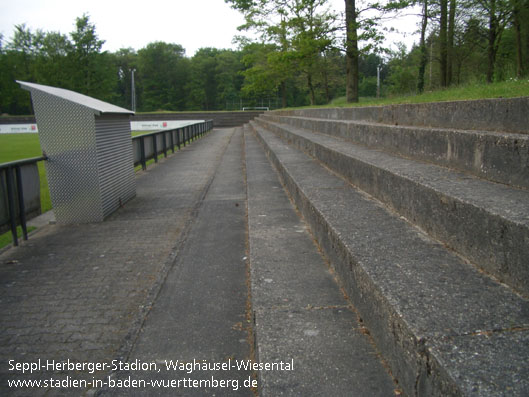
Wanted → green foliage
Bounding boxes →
[0,15,116,114]
[359,76,378,97]
[138,42,189,111]
[385,43,421,95]
[240,43,285,98]
[227,0,339,106]
[1,2,528,115]
[186,48,221,110]
[68,14,116,102]
[112,47,138,110]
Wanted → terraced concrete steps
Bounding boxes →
[260,113,529,189]
[252,117,529,297]
[274,97,529,134]
[244,127,397,396]
[248,121,529,396]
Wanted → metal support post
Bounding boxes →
[5,168,18,246]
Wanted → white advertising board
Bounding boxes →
[0,120,205,134]
[0,124,39,133]
[130,120,203,131]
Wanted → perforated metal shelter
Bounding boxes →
[18,81,136,224]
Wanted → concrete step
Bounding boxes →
[244,126,398,396]
[248,122,529,396]
[260,113,529,189]
[252,117,529,297]
[272,97,529,134]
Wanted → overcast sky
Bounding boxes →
[0,0,419,56]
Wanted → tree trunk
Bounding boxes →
[525,0,529,74]
[512,0,523,77]
[281,81,287,108]
[323,58,331,103]
[439,0,448,87]
[345,0,359,103]
[487,0,498,83]
[447,0,456,86]
[418,0,429,93]
[307,73,315,105]
[280,17,288,108]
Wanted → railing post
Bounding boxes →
[5,167,19,246]
[153,134,158,163]
[183,127,187,147]
[140,136,146,170]
[15,165,28,241]
[170,130,175,153]
[177,128,181,149]
[163,131,168,158]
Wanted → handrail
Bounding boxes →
[0,156,46,247]
[1,119,213,247]
[131,119,213,171]
[0,156,47,169]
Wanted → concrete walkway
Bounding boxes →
[1,127,394,396]
[0,129,241,396]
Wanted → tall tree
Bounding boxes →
[34,32,71,87]
[447,0,457,85]
[510,0,526,76]
[439,0,449,86]
[345,0,360,102]
[137,42,188,111]
[289,0,336,105]
[226,0,294,106]
[418,0,429,93]
[345,0,411,100]
[68,14,116,100]
[226,0,337,106]
[476,0,511,82]
[215,50,245,108]
[240,42,283,100]
[2,25,43,114]
[187,48,221,110]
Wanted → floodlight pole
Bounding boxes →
[131,69,136,112]
[377,64,381,98]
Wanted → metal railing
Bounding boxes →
[132,120,213,170]
[0,119,213,247]
[0,156,46,246]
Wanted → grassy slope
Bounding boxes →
[321,79,529,109]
